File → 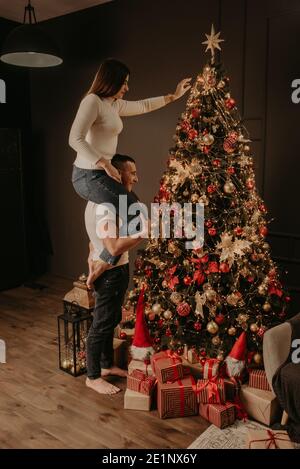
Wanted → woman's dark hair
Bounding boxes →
[86,59,130,98]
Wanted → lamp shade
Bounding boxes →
[0,24,63,67]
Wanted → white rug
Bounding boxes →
[188,419,299,449]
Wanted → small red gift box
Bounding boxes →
[150,350,184,384]
[203,358,220,379]
[199,401,236,429]
[197,378,226,404]
[157,376,198,419]
[248,369,271,392]
[224,377,241,401]
[127,369,156,395]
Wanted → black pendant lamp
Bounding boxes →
[0,1,63,68]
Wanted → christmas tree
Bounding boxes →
[127,25,290,366]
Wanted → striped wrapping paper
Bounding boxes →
[157,376,198,419]
[203,358,220,379]
[248,369,271,391]
[197,378,226,404]
[151,351,184,384]
[127,370,156,395]
[199,402,236,429]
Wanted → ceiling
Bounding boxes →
[0,0,113,23]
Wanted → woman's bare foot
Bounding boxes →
[101,366,128,378]
[86,377,120,394]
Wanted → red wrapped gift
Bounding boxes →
[248,369,271,392]
[197,377,226,404]
[151,350,184,384]
[157,375,198,419]
[203,358,220,379]
[199,402,236,429]
[127,369,156,395]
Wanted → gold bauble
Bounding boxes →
[152,303,162,314]
[253,353,262,365]
[212,336,221,346]
[163,309,173,320]
[228,326,237,336]
[206,289,217,302]
[258,284,267,295]
[168,242,177,254]
[206,321,219,335]
[263,302,271,312]
[202,133,214,146]
[250,323,259,333]
[244,145,250,152]
[183,259,190,267]
[191,193,199,203]
[227,292,240,306]
[170,292,182,305]
[62,359,71,369]
[183,189,189,197]
[238,313,249,323]
[224,181,235,194]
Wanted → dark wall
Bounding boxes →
[27,0,300,307]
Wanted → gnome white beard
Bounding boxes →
[130,345,154,361]
[225,356,245,378]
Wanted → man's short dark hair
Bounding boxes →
[111,153,136,171]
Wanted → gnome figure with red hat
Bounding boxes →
[225,331,247,378]
[131,288,154,360]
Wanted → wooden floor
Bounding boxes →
[0,274,209,449]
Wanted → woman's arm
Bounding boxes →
[116,78,192,116]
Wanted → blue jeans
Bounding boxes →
[86,264,129,378]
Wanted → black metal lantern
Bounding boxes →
[58,302,93,377]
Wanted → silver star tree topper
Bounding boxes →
[202,24,224,62]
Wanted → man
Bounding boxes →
[84,154,146,395]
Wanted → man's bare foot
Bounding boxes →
[101,366,128,378]
[86,377,120,394]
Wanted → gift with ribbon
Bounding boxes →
[157,375,198,419]
[199,402,236,429]
[224,376,241,401]
[203,358,220,379]
[240,385,281,426]
[248,369,271,392]
[151,350,184,384]
[128,359,153,376]
[127,369,157,395]
[197,377,226,404]
[246,429,294,449]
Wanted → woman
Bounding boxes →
[69,58,191,264]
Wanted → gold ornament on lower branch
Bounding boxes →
[206,321,219,335]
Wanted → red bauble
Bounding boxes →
[208,227,217,236]
[203,145,210,154]
[247,276,255,283]
[183,276,193,286]
[227,166,235,174]
[120,331,127,340]
[200,350,207,357]
[205,219,213,228]
[207,184,217,193]
[259,226,268,237]
[194,322,202,331]
[165,328,172,337]
[259,203,267,213]
[188,129,198,140]
[219,262,230,273]
[157,319,164,328]
[213,159,221,167]
[225,98,236,109]
[285,296,291,303]
[176,302,191,317]
[191,108,200,118]
[215,314,225,325]
[234,226,243,236]
[154,337,161,344]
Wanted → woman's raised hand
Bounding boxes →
[173,78,192,100]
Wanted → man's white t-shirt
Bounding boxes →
[85,201,129,266]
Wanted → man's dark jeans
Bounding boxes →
[86,264,129,379]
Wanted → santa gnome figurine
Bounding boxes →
[225,331,247,378]
[130,288,154,360]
